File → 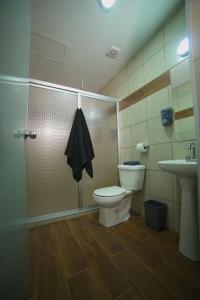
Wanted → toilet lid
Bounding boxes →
[94,186,126,197]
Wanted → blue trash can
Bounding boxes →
[144,200,167,231]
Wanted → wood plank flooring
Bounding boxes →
[29,212,200,300]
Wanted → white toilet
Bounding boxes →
[93,164,146,227]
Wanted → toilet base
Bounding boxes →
[99,196,132,227]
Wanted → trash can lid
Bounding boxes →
[144,200,167,208]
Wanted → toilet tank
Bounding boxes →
[118,164,146,191]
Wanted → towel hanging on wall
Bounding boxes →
[65,108,95,182]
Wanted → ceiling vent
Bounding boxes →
[31,32,69,63]
[106,45,120,59]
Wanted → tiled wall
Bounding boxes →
[100,6,187,99]
[100,5,197,232]
[119,81,196,232]
[188,0,200,238]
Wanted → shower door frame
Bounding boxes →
[28,78,120,223]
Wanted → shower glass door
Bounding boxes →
[81,96,119,206]
[27,86,78,217]
[0,0,30,298]
[27,85,119,217]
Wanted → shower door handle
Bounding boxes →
[24,131,37,140]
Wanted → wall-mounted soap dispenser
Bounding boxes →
[161,107,174,126]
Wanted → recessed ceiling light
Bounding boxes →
[98,0,116,10]
[177,37,189,57]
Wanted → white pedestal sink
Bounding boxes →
[158,160,199,261]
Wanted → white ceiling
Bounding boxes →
[30,0,184,92]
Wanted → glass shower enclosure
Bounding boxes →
[0,0,30,299]
[27,80,119,221]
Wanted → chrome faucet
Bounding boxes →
[186,142,196,160]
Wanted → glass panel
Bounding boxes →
[27,86,78,217]
[81,96,118,206]
[0,0,30,299]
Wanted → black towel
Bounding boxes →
[65,108,95,182]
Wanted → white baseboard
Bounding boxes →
[28,205,98,224]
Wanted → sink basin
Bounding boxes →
[158,159,197,178]
[158,159,199,261]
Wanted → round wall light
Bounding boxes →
[177,37,189,57]
[98,0,116,10]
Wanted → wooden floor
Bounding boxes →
[29,212,200,300]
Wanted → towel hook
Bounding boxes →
[78,93,81,109]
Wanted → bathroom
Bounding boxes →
[0,0,200,299]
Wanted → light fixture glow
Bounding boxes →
[177,37,189,57]
[99,0,116,10]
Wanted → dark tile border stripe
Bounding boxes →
[119,71,171,111]
[174,107,194,120]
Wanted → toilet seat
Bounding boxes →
[94,186,126,197]
[93,186,128,208]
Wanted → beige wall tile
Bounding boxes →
[146,87,170,120]
[115,65,128,86]
[189,0,200,61]
[170,81,193,112]
[194,58,200,119]
[144,49,166,84]
[144,169,150,195]
[133,192,149,215]
[171,87,179,112]
[116,79,129,100]
[164,6,186,44]
[148,117,172,144]
[107,89,117,99]
[131,122,148,146]
[172,117,196,142]
[130,99,147,125]
[149,170,173,201]
[172,141,187,159]
[100,73,118,95]
[142,31,164,62]
[133,170,150,214]
[120,127,131,147]
[172,120,182,142]
[168,86,173,107]
[178,93,193,111]
[165,30,187,70]
[177,80,192,97]
[127,51,143,76]
[105,80,117,95]
[180,116,196,140]
[120,148,131,163]
[107,74,119,92]
[149,143,172,170]
[128,66,144,94]
[119,107,131,129]
[131,146,140,161]
[131,147,149,169]
[99,85,110,96]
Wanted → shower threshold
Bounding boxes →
[28,204,98,225]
